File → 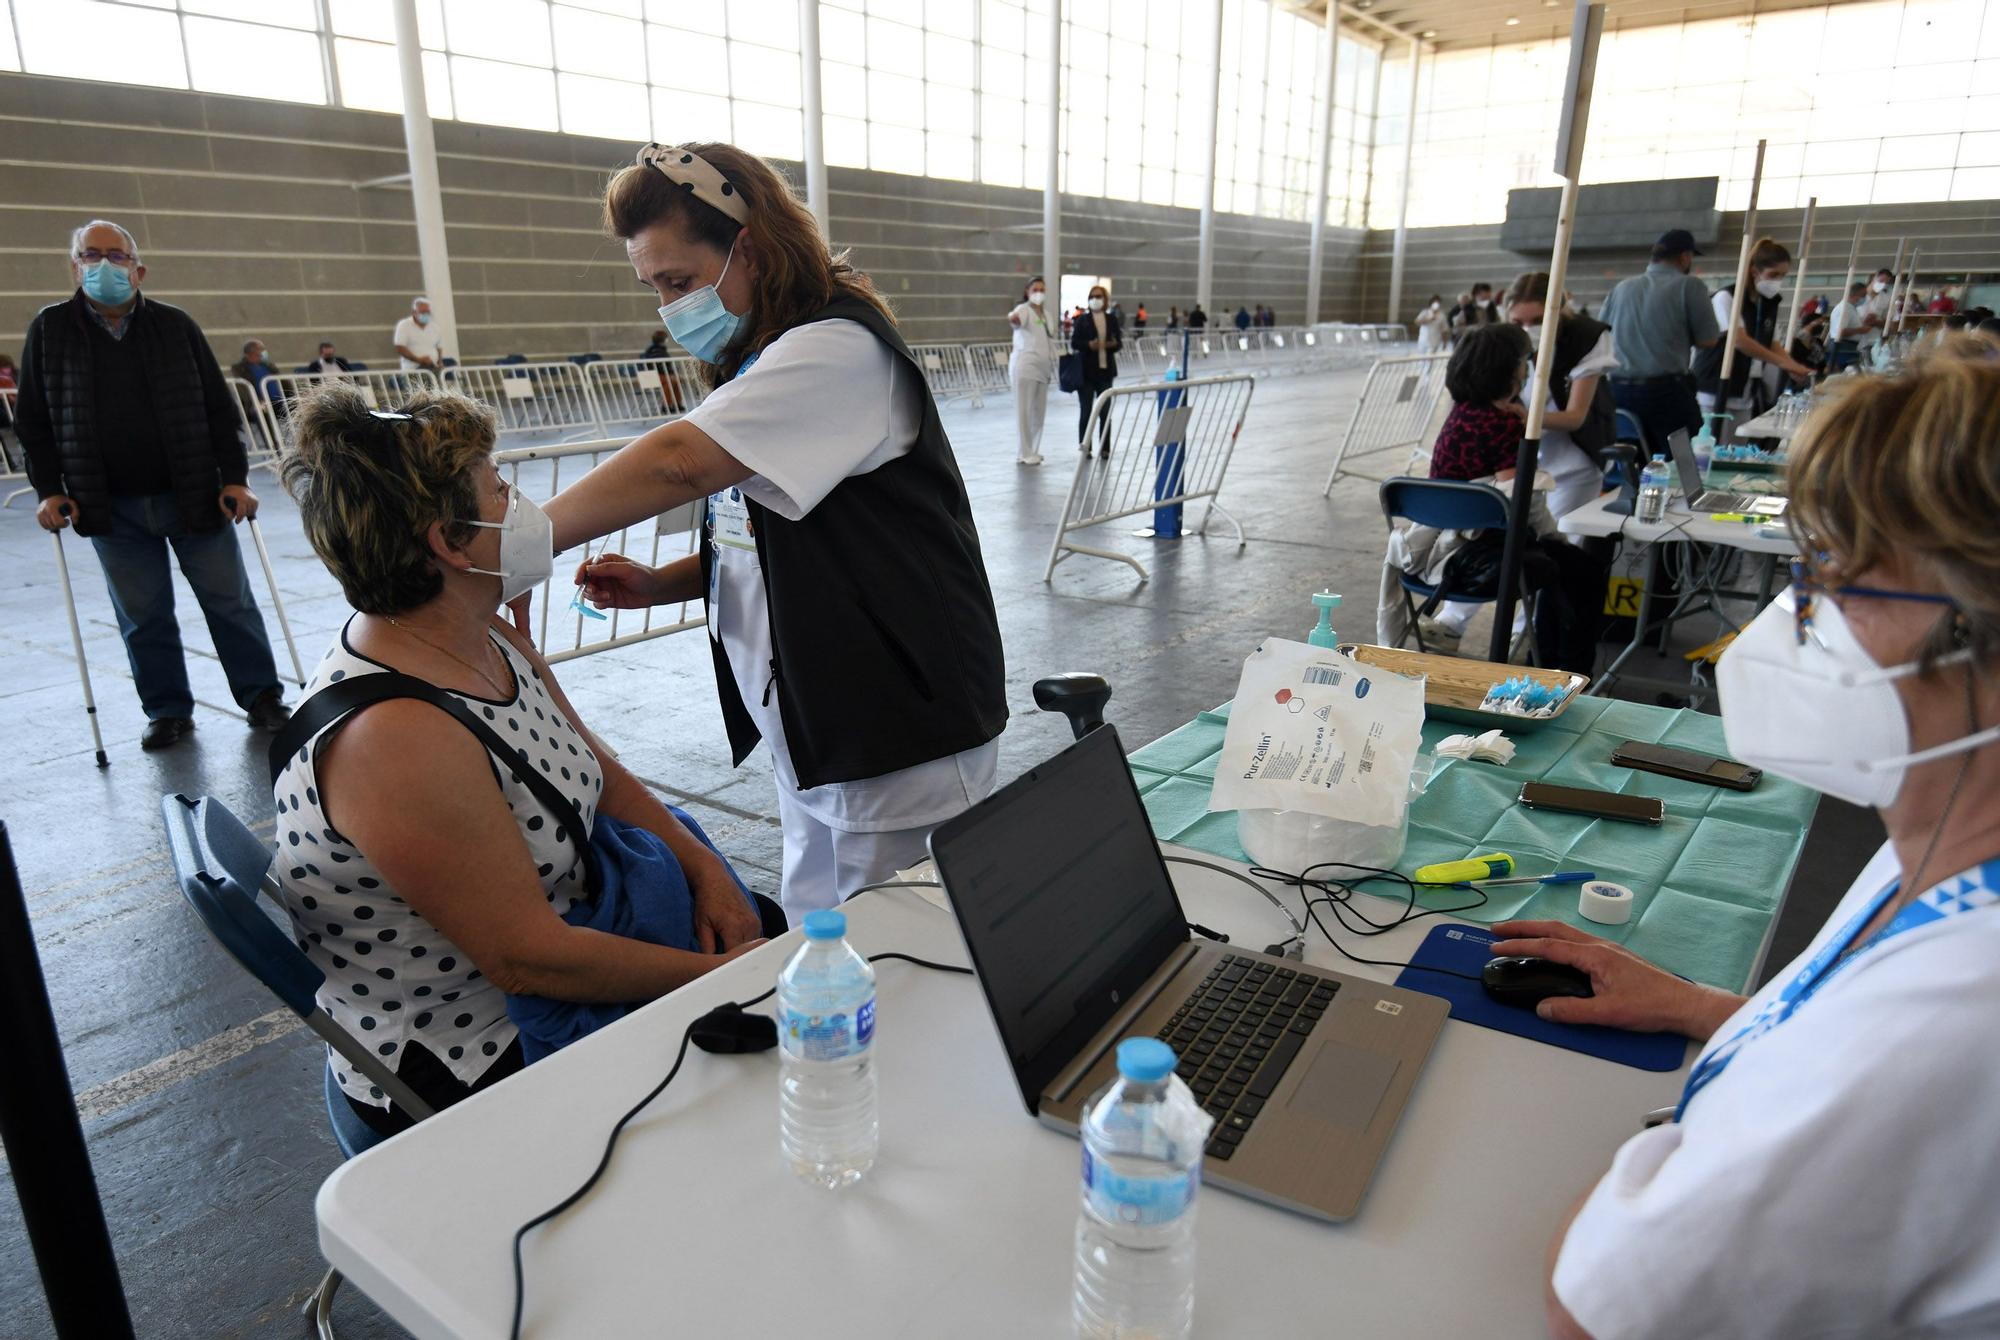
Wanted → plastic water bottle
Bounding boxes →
[777,909,877,1189]
[1072,1038,1213,1340]
[1637,454,1670,523]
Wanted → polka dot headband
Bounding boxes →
[635,143,750,226]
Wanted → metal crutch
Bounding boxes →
[241,514,305,687]
[49,524,110,768]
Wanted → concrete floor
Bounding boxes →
[0,366,1880,1338]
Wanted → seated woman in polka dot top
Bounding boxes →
[277,384,772,1136]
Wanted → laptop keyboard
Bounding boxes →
[1153,953,1337,1162]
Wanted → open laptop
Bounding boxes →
[1667,427,1786,516]
[927,725,1448,1222]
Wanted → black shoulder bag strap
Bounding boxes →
[268,672,599,896]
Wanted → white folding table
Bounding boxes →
[316,846,1750,1338]
[1559,493,1796,700]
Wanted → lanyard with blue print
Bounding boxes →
[1675,859,2000,1121]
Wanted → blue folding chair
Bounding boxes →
[1379,477,1541,663]
[160,794,434,1340]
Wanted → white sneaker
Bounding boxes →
[1417,616,1463,654]
[1018,454,1044,466]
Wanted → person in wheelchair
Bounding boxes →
[275,384,776,1135]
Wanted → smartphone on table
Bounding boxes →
[1518,781,1666,826]
[1609,741,1762,792]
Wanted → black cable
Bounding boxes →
[508,950,972,1340]
[1243,860,1490,984]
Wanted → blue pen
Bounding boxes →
[1453,870,1597,889]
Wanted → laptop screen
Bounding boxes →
[1665,427,1703,496]
[928,726,1193,1115]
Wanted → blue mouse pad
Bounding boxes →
[1394,924,1689,1073]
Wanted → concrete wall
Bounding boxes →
[0,70,1368,367]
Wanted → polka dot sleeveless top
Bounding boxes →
[274,619,603,1109]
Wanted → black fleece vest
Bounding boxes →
[1693,285,1780,401]
[24,292,230,537]
[698,295,1009,790]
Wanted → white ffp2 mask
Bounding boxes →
[463,488,555,604]
[1718,591,1998,808]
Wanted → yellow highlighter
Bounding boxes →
[1414,852,1515,885]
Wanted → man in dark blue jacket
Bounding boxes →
[17,219,289,751]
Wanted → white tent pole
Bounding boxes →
[390,0,458,362]
[1304,3,1341,326]
[1717,139,1767,386]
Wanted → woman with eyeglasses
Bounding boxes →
[1489,341,2000,1338]
[544,142,1006,925]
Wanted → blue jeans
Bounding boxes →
[1610,376,1701,458]
[90,493,280,720]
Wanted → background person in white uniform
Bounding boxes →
[1489,345,2000,1340]
[546,142,1008,925]
[394,296,442,372]
[1006,275,1056,466]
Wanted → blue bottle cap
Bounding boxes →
[802,909,847,941]
[1117,1037,1176,1083]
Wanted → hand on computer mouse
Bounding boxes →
[1489,920,1747,1041]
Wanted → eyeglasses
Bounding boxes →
[1789,560,1956,646]
[74,249,136,266]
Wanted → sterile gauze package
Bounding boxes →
[1209,639,1427,873]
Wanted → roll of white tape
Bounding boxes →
[1579,880,1634,925]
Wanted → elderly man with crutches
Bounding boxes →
[16,219,294,753]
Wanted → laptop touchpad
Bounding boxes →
[1286,1042,1400,1131]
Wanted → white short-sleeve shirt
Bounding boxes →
[394,315,443,369]
[1553,842,2000,1339]
[1008,300,1057,377]
[683,319,997,832]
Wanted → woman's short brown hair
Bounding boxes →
[603,142,892,388]
[282,384,497,616]
[1787,338,2000,662]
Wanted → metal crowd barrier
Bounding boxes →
[441,361,601,440]
[581,356,708,433]
[224,377,284,473]
[962,343,1013,397]
[489,437,705,665]
[1,387,29,508]
[1319,351,1452,492]
[1043,371,1257,584]
[259,369,443,448]
[910,342,989,408]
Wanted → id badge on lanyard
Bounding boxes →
[705,487,755,639]
[705,348,764,641]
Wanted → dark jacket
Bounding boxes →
[699,295,1008,790]
[1546,313,1618,454]
[15,291,246,537]
[1693,284,1780,401]
[306,356,355,374]
[1069,309,1123,385]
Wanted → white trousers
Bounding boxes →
[772,783,936,925]
[1013,372,1050,461]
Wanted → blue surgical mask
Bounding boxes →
[80,260,134,306]
[415,311,431,326]
[658,235,743,365]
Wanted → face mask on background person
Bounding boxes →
[659,234,744,365]
[462,487,555,605]
[1028,290,1045,306]
[80,260,134,306]
[1755,275,1785,299]
[1717,589,1999,809]
[1873,279,1889,294]
[1089,297,1106,312]
[415,311,432,326]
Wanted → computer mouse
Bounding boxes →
[1480,956,1595,1009]
[689,1005,779,1054]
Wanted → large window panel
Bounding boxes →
[558,71,648,140]
[451,54,558,129]
[651,87,731,142]
[729,0,799,49]
[184,16,326,103]
[823,112,869,167]
[185,0,319,28]
[820,6,867,62]
[734,100,801,159]
[443,0,552,66]
[730,43,801,107]
[334,37,453,116]
[868,120,924,174]
[554,5,645,81]
[15,0,188,87]
[649,27,730,95]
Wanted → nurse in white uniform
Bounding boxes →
[1006,276,1056,465]
[1488,346,2000,1339]
[545,142,1008,924]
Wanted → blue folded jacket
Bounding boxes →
[505,806,757,1064]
